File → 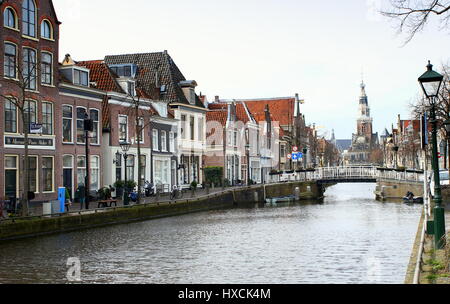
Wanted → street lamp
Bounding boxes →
[418,60,446,249]
[120,141,131,206]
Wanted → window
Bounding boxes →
[228,131,232,147]
[27,156,37,193]
[190,116,195,140]
[4,43,16,78]
[23,48,37,90]
[42,102,53,135]
[42,157,54,192]
[73,69,89,86]
[138,118,144,143]
[126,155,135,182]
[63,105,73,143]
[41,20,52,39]
[181,115,186,139]
[22,0,36,37]
[109,64,137,78]
[280,144,286,158]
[119,115,128,142]
[77,107,87,144]
[139,155,146,186]
[161,131,167,151]
[152,129,159,151]
[77,156,86,186]
[4,7,17,29]
[5,99,17,133]
[41,53,52,85]
[169,132,175,152]
[90,156,100,191]
[198,118,204,142]
[24,100,37,127]
[115,152,122,182]
[233,131,238,147]
[90,109,99,144]
[127,81,136,96]
[5,156,18,197]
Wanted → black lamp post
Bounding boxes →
[83,113,94,209]
[418,60,446,249]
[120,141,131,206]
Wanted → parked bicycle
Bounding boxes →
[170,185,184,200]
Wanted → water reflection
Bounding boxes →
[0,183,421,284]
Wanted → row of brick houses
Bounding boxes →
[0,0,319,203]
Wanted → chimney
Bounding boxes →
[295,93,299,101]
[215,96,220,103]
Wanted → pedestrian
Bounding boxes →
[75,184,86,210]
[64,188,72,212]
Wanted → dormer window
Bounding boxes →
[179,80,198,105]
[160,85,167,94]
[73,69,89,87]
[109,64,138,78]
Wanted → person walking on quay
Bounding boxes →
[64,188,72,212]
[75,184,86,210]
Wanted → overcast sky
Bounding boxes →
[53,0,450,139]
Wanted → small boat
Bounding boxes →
[403,196,424,204]
[265,195,296,205]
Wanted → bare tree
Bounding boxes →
[122,82,158,204]
[410,63,450,169]
[381,0,450,44]
[0,57,42,216]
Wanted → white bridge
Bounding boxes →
[270,166,424,184]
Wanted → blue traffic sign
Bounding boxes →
[292,152,303,161]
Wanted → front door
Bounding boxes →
[5,170,17,198]
[63,169,73,199]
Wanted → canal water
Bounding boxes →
[0,183,422,284]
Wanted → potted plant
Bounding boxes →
[113,180,125,198]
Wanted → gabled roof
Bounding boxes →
[229,97,296,126]
[206,110,227,127]
[104,51,205,109]
[77,60,124,94]
[75,59,160,129]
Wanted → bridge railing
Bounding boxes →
[376,169,423,183]
[267,166,424,184]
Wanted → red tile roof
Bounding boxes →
[242,98,295,126]
[206,110,227,127]
[76,60,123,93]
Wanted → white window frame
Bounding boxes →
[90,108,100,145]
[76,106,87,144]
[138,117,145,144]
[118,115,128,143]
[42,156,54,193]
[41,51,53,86]
[153,129,159,151]
[42,101,53,135]
[169,131,175,152]
[161,131,167,152]
[62,105,73,143]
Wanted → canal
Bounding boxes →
[0,183,422,284]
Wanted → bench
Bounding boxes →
[97,199,118,208]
